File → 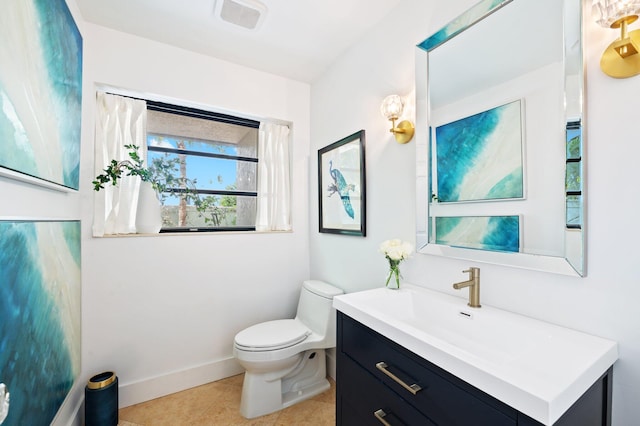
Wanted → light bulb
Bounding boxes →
[380,95,404,120]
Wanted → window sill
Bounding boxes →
[92,229,293,238]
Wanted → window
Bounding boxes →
[94,92,291,236]
[146,101,260,232]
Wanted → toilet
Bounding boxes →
[233,280,344,419]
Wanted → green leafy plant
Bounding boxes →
[147,153,196,203]
[194,185,235,227]
[92,145,196,198]
[92,144,153,191]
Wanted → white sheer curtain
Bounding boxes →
[93,93,147,236]
[256,122,291,231]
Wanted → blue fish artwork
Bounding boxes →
[327,160,355,219]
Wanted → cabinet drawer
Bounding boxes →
[340,313,516,426]
[338,353,435,426]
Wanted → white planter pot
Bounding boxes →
[135,181,162,234]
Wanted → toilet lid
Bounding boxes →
[235,319,310,351]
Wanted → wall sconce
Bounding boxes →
[593,0,640,78]
[380,95,415,144]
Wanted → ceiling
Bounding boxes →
[75,0,403,83]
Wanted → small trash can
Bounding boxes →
[85,371,118,426]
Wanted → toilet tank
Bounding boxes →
[296,280,343,346]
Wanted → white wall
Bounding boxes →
[309,0,640,425]
[78,22,312,409]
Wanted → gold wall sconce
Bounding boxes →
[593,0,640,78]
[380,95,415,144]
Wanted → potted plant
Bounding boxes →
[93,144,219,231]
[93,144,169,233]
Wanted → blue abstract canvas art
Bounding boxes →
[0,221,81,426]
[435,216,520,253]
[435,100,523,203]
[0,0,83,190]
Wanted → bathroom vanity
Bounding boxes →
[333,285,617,425]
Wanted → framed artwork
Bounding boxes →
[434,99,524,203]
[435,215,520,253]
[0,220,81,425]
[318,130,366,236]
[0,0,83,190]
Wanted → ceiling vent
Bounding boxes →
[214,0,267,30]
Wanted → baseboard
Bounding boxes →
[62,397,83,426]
[119,357,244,408]
[51,380,85,426]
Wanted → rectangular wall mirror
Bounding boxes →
[415,0,585,276]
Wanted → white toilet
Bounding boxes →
[233,280,344,419]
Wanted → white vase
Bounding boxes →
[135,181,162,234]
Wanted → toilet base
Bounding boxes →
[239,349,329,419]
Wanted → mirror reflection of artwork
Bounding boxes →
[565,122,582,228]
[434,100,524,203]
[420,0,508,51]
[435,215,520,253]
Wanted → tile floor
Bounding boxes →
[118,374,335,425]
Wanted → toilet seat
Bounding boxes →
[235,319,311,351]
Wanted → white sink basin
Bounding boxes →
[333,284,618,425]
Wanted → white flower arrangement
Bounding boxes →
[379,239,414,288]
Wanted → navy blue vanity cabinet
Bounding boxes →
[339,353,435,425]
[336,312,613,426]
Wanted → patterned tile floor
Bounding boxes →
[118,374,335,425]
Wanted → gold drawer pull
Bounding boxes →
[376,361,422,395]
[374,409,394,426]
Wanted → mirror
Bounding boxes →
[415,0,585,276]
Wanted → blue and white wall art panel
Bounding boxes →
[435,215,520,253]
[434,99,524,203]
[0,0,83,190]
[0,220,81,426]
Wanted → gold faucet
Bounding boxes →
[453,267,481,308]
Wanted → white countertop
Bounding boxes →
[333,284,618,425]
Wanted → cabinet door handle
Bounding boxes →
[376,361,422,395]
[373,409,394,426]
